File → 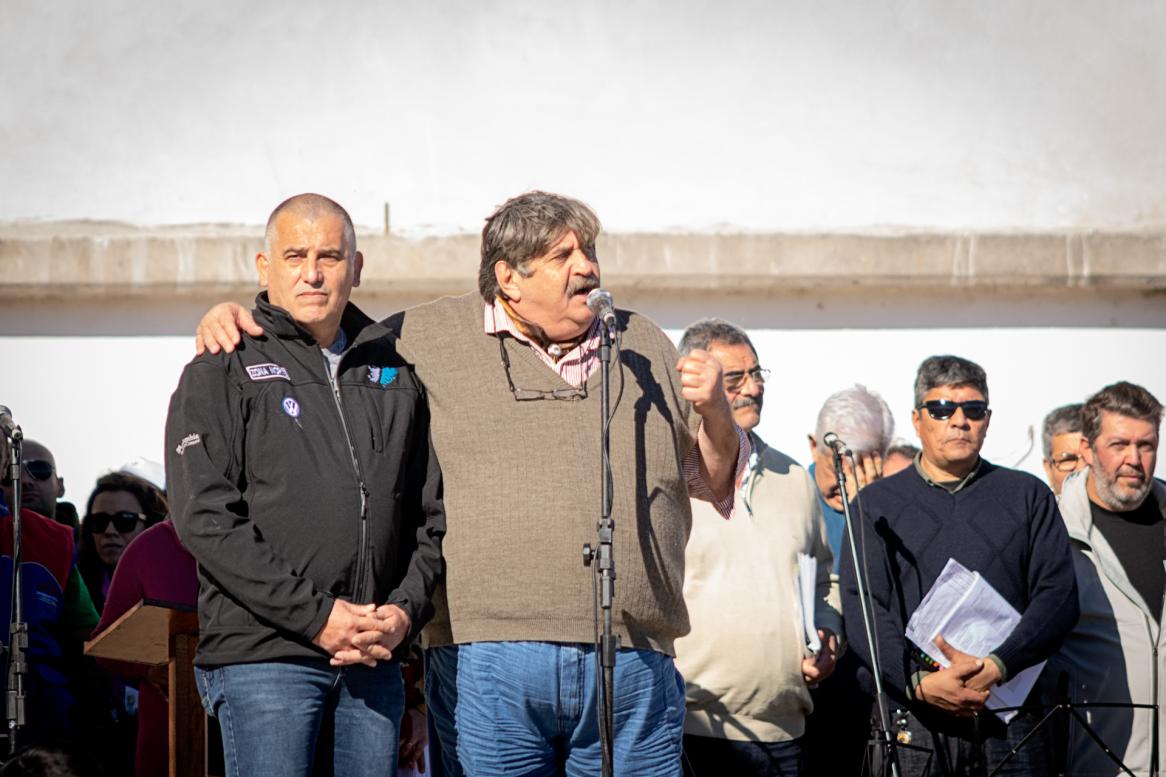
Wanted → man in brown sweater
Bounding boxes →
[195,191,745,776]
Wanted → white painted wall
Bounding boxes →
[3,1,1166,508]
[2,292,1163,511]
[3,1,1166,232]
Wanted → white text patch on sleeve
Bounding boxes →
[246,363,291,382]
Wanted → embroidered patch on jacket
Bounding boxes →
[246,363,291,382]
[175,433,201,455]
[281,397,301,418]
[368,366,399,387]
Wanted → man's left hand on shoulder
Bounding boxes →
[802,629,839,688]
[329,603,411,667]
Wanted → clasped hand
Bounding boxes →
[914,634,1002,717]
[312,600,411,667]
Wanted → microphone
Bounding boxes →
[0,405,20,441]
[823,432,851,456]
[586,288,617,328]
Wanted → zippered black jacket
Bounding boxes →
[165,294,445,666]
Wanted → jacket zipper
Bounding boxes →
[327,363,370,603]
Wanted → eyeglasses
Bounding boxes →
[22,459,55,482]
[1050,452,1082,472]
[86,511,147,533]
[724,367,770,392]
[917,399,990,421]
[497,337,588,402]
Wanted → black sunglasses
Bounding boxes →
[917,399,990,421]
[22,459,55,482]
[86,511,147,534]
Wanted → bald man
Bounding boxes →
[166,193,445,777]
[14,440,66,521]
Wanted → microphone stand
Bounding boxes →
[583,321,618,777]
[833,444,901,777]
[983,672,1152,777]
[4,430,27,754]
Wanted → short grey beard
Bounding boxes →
[1092,466,1152,512]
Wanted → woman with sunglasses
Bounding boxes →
[80,472,167,614]
[75,471,168,775]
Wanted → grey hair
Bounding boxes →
[677,318,756,358]
[814,384,895,456]
[477,191,602,302]
[1041,403,1083,460]
[886,440,921,460]
[1081,381,1163,446]
[913,355,989,407]
[264,193,357,260]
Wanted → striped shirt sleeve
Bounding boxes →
[683,423,751,519]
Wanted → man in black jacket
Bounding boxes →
[840,355,1078,776]
[165,193,445,777]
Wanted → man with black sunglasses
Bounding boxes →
[839,354,1078,776]
[14,440,66,524]
[0,439,100,747]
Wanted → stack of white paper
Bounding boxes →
[905,558,1045,723]
[796,553,821,656]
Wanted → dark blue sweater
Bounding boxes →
[839,459,1079,723]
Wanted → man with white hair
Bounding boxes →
[807,384,896,571]
[802,384,895,776]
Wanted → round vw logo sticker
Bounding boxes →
[281,397,301,418]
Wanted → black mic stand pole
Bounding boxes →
[833,445,901,777]
[4,428,27,754]
[583,321,618,777]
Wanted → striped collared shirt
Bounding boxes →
[484,300,601,386]
[484,299,749,518]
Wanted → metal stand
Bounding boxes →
[583,321,618,777]
[984,672,1155,777]
[3,425,27,754]
[833,444,903,777]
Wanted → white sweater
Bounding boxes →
[674,436,843,742]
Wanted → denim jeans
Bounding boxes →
[427,642,686,777]
[195,657,404,777]
[682,734,804,777]
[884,706,1051,777]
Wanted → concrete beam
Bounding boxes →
[2,222,1165,300]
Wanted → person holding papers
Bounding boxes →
[840,354,1078,776]
[673,319,840,777]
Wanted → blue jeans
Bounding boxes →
[682,734,803,777]
[427,642,686,777]
[195,657,405,777]
[889,706,1051,777]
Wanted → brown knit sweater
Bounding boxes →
[387,292,700,655]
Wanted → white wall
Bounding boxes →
[3,1,1166,232]
[2,291,1163,509]
[3,1,1166,506]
